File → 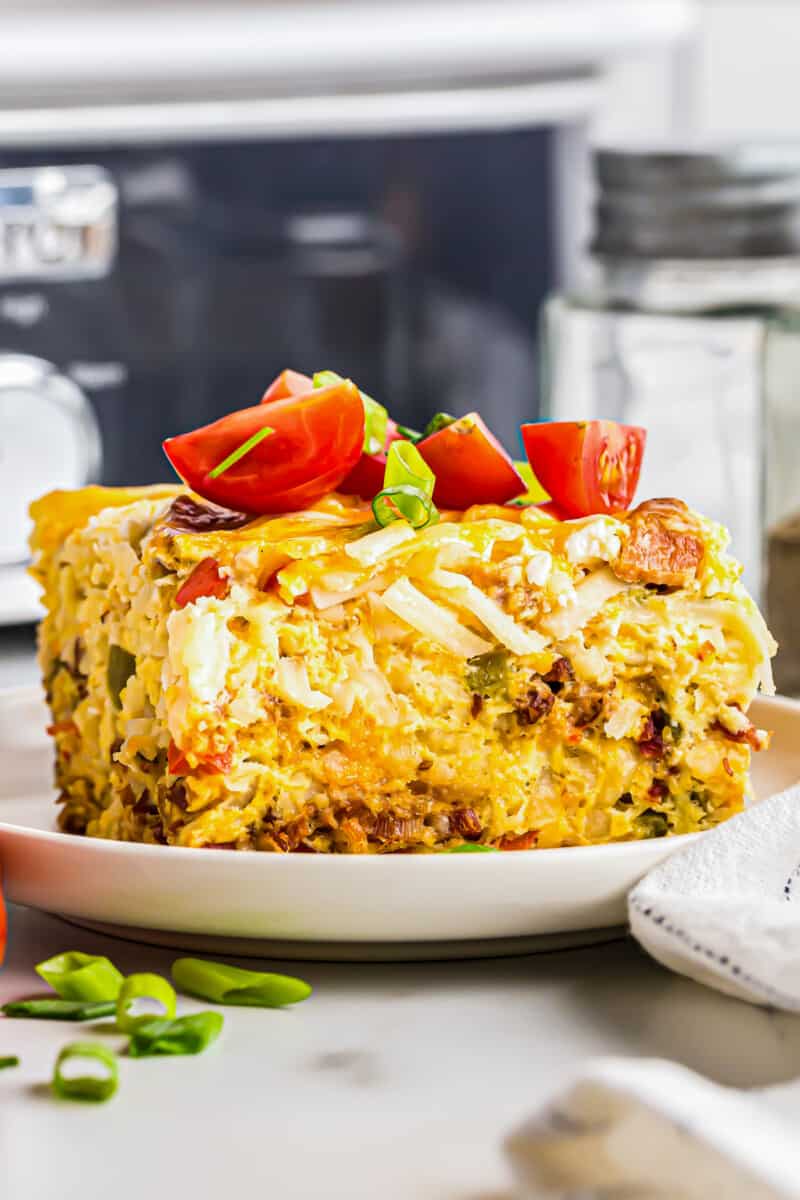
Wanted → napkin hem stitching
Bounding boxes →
[629,895,793,1008]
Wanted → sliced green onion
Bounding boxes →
[512,461,549,504]
[36,952,124,1003]
[0,1056,19,1069]
[52,1042,118,1103]
[372,485,434,530]
[373,440,438,530]
[116,974,177,1033]
[107,645,136,710]
[172,958,312,1008]
[421,412,457,438]
[313,369,388,455]
[2,999,117,1021]
[394,423,422,443]
[128,1012,224,1058]
[208,425,274,480]
[445,843,499,853]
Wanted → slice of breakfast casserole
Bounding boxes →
[29,486,775,852]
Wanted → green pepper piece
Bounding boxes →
[465,650,509,697]
[36,952,124,1003]
[107,645,136,709]
[2,999,117,1021]
[638,809,670,839]
[128,1012,223,1058]
[172,958,312,1008]
[0,1056,19,1069]
[51,1042,118,1103]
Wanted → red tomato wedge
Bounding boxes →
[339,419,405,500]
[521,420,646,518]
[175,558,230,608]
[417,413,524,508]
[163,381,364,514]
[0,866,6,965]
[261,369,313,404]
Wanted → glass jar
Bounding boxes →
[541,144,800,694]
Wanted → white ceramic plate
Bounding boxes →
[1,686,798,957]
[0,564,40,626]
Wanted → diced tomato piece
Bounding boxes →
[175,558,230,608]
[163,381,364,514]
[417,413,524,508]
[168,740,232,776]
[261,369,313,404]
[521,420,646,518]
[339,419,405,500]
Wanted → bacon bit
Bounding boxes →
[712,719,771,752]
[698,640,717,662]
[471,693,483,718]
[638,713,666,759]
[498,830,539,851]
[175,557,230,608]
[614,498,704,588]
[46,719,78,737]
[722,756,734,777]
[451,807,482,839]
[163,494,253,533]
[514,684,554,727]
[338,817,369,854]
[285,815,310,850]
[167,739,232,776]
[373,814,424,844]
[648,780,668,802]
[542,657,574,693]
[418,759,433,771]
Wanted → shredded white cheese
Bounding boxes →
[539,568,630,641]
[276,658,332,711]
[430,568,547,656]
[380,577,492,659]
[344,521,416,567]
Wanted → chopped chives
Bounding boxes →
[35,952,124,1003]
[116,973,177,1033]
[52,1042,118,1103]
[208,425,274,479]
[172,958,312,1008]
[0,1056,19,1069]
[128,1012,223,1058]
[373,440,438,530]
[445,843,499,853]
[2,999,117,1021]
[313,369,388,455]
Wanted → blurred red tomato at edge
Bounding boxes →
[0,867,6,964]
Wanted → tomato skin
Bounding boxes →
[521,420,646,518]
[175,558,230,608]
[339,419,404,499]
[417,413,524,508]
[163,381,364,514]
[261,369,313,404]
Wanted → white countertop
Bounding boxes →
[3,904,800,1200]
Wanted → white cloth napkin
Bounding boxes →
[506,1057,800,1200]
[628,782,800,1008]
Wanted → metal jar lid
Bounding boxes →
[591,142,800,258]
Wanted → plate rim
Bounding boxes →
[1,684,796,867]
